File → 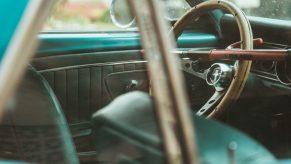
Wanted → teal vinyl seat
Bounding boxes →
[92,91,285,164]
[0,67,79,164]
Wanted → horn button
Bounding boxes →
[206,63,234,91]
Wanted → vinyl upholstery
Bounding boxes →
[92,91,279,164]
[0,67,78,164]
[41,62,146,123]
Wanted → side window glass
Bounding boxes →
[44,0,190,31]
[44,0,117,31]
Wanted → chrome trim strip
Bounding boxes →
[253,74,279,82]
[38,60,147,73]
[251,69,277,77]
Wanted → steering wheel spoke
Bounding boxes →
[196,91,226,116]
[181,58,208,80]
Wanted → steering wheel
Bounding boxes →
[169,0,253,118]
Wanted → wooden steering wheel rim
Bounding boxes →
[169,0,253,118]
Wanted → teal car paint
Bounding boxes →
[0,0,28,61]
[37,32,218,56]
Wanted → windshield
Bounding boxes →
[230,0,291,20]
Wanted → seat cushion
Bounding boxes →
[92,91,279,164]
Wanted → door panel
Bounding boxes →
[39,61,147,123]
[35,59,147,157]
[33,50,143,70]
[105,70,149,99]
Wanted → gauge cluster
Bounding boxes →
[252,60,291,86]
[275,61,291,85]
[250,42,291,86]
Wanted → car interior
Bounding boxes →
[1,0,291,163]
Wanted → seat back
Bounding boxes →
[92,91,278,164]
[0,67,79,164]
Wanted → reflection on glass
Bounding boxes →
[162,0,190,20]
[44,0,191,31]
[230,0,291,20]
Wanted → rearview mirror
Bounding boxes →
[110,0,135,28]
